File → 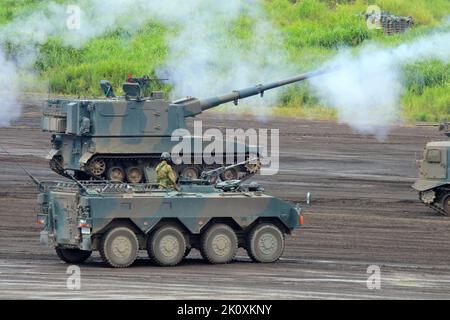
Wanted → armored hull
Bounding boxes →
[43,98,255,183]
[37,180,306,267]
[42,70,326,183]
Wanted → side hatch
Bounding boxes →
[51,192,79,246]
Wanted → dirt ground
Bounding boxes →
[0,99,449,299]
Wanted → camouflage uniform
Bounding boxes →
[156,160,177,189]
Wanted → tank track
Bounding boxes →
[85,155,261,182]
[418,189,449,216]
[49,153,261,182]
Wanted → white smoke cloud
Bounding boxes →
[1,0,449,132]
[0,0,294,126]
[310,30,450,140]
[0,48,21,127]
[157,1,295,104]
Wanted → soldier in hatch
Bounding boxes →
[156,152,180,191]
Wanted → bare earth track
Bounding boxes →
[1,100,449,299]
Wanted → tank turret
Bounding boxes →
[42,69,327,183]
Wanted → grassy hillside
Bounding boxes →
[1,0,450,122]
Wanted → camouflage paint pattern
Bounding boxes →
[41,70,326,177]
[37,181,303,251]
[412,140,450,215]
[413,141,450,192]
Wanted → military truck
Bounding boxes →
[41,70,326,183]
[412,123,450,215]
[36,176,309,268]
[413,140,450,215]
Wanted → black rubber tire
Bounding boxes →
[148,224,186,266]
[99,227,139,268]
[201,224,238,264]
[442,194,450,216]
[55,247,92,264]
[247,223,285,263]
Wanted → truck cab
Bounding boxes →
[413,141,450,215]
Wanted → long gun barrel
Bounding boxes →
[173,69,330,117]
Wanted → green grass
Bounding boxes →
[264,0,450,122]
[0,0,69,25]
[2,0,450,122]
[0,0,38,25]
[374,0,450,25]
[36,23,168,97]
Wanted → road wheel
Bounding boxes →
[247,223,285,263]
[148,224,186,266]
[55,247,92,264]
[107,166,125,182]
[181,166,199,179]
[100,227,139,268]
[126,166,143,183]
[442,194,450,216]
[245,158,261,174]
[201,224,237,264]
[220,168,238,181]
[202,165,218,184]
[89,159,106,177]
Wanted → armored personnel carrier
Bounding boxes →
[413,123,450,215]
[42,70,325,183]
[36,174,309,268]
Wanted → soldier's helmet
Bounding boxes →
[160,152,171,161]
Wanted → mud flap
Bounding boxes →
[40,230,49,246]
[45,149,61,160]
[81,235,92,251]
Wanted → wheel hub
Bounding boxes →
[90,159,106,176]
[258,234,277,255]
[182,167,198,179]
[111,236,132,258]
[109,167,125,181]
[160,235,180,258]
[212,234,231,256]
[222,168,237,181]
[127,167,143,183]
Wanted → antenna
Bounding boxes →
[48,155,86,191]
[0,145,41,186]
[0,145,88,192]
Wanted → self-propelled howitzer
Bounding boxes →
[42,70,326,183]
